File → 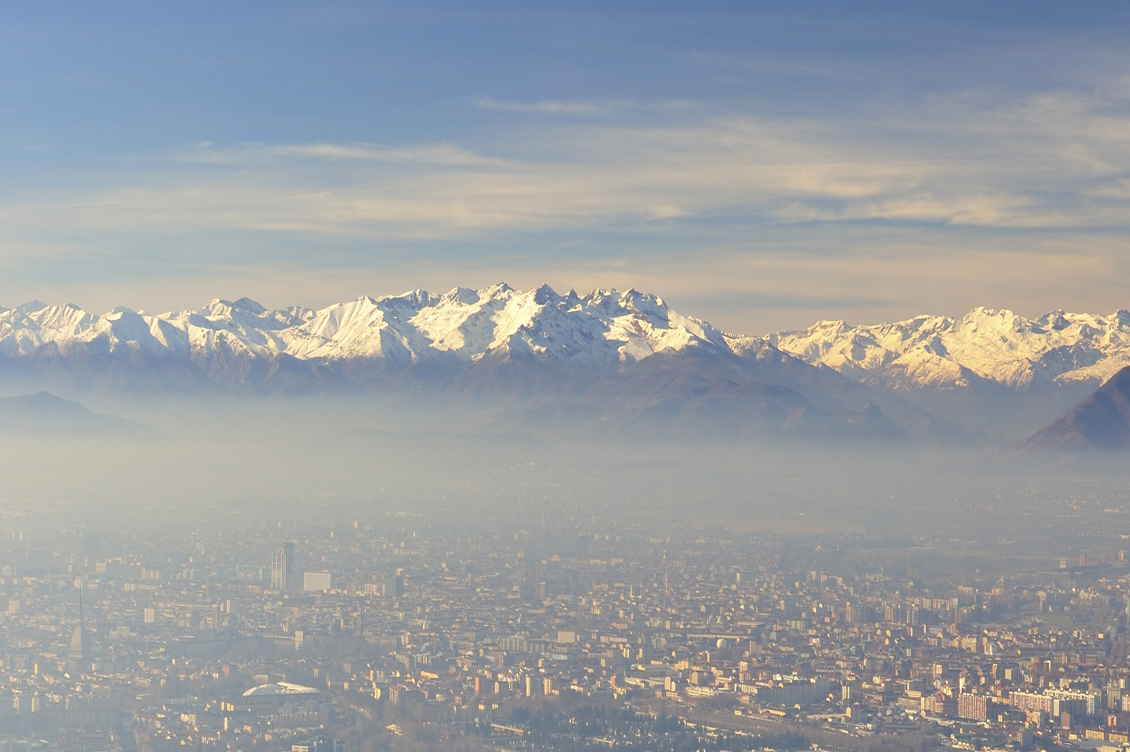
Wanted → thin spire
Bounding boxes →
[70,583,90,663]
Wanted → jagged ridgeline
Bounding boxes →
[769,308,1130,440]
[1,286,1129,442]
[0,285,763,369]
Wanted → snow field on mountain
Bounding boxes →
[0,284,739,369]
[6,290,1130,394]
[768,307,1130,390]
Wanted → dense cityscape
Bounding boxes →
[4,485,1130,752]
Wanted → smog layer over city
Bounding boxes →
[4,4,1130,752]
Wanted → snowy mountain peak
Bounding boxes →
[0,285,761,370]
[440,287,481,306]
[199,296,273,320]
[232,296,267,314]
[770,307,1130,391]
[530,283,559,306]
[9,292,1130,399]
[618,288,664,314]
[477,282,513,297]
[382,289,437,309]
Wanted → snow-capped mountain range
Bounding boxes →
[1,284,894,441]
[4,286,1128,391]
[0,284,759,368]
[2,285,1128,441]
[768,307,1130,392]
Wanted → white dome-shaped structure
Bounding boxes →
[242,681,319,697]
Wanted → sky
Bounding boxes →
[1,1,1130,334]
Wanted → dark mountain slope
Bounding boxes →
[1017,367,1130,452]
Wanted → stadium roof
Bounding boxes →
[242,681,319,697]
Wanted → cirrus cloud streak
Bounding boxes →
[4,82,1129,243]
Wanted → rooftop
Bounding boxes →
[242,681,320,697]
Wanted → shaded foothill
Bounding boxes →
[1017,366,1130,453]
[0,391,153,436]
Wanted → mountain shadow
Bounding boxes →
[1017,367,1130,452]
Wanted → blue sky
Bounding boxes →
[2,1,1130,332]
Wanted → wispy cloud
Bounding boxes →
[3,65,1130,330]
[24,89,1127,239]
[5,100,1129,244]
[473,98,617,115]
[183,141,510,167]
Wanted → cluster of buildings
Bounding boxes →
[3,514,1130,751]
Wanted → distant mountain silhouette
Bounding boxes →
[1018,366,1130,452]
[0,391,152,436]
